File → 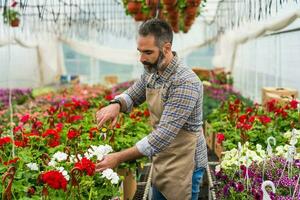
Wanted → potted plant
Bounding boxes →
[3,8,20,27]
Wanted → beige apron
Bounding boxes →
[146,76,198,200]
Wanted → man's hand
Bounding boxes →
[96,103,121,129]
[95,146,144,172]
[95,153,121,172]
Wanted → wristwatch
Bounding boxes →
[109,99,122,107]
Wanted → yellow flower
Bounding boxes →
[101,127,107,132]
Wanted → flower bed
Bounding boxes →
[0,84,151,199]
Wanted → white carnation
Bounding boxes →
[52,151,68,162]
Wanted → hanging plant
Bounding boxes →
[2,1,20,28]
[3,8,20,27]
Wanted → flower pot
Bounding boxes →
[127,1,142,14]
[146,0,160,8]
[185,6,198,17]
[186,0,201,7]
[163,0,177,5]
[134,12,148,21]
[10,18,20,27]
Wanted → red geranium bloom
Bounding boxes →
[75,157,95,176]
[57,112,68,119]
[20,114,30,123]
[144,109,150,117]
[67,129,79,140]
[56,123,64,132]
[42,170,68,191]
[259,115,271,125]
[4,157,19,166]
[290,99,298,109]
[68,115,83,123]
[115,123,121,129]
[216,133,225,144]
[14,137,29,147]
[42,129,60,147]
[248,116,256,123]
[0,136,12,147]
[266,99,277,112]
[238,115,247,123]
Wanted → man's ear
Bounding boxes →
[163,42,172,54]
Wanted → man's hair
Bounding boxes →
[138,18,173,49]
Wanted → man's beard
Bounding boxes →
[142,51,165,74]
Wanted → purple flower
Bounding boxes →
[236,182,244,192]
[223,184,230,196]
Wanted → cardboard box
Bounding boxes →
[204,121,215,151]
[262,87,298,105]
[117,169,137,200]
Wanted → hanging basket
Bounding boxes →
[127,1,142,14]
[10,18,20,27]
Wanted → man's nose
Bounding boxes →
[140,54,146,63]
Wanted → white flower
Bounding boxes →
[52,151,68,162]
[87,145,113,161]
[48,159,57,167]
[101,168,120,184]
[26,163,39,171]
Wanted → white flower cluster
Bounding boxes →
[56,166,70,181]
[26,162,39,171]
[48,151,69,167]
[217,129,300,172]
[101,169,119,184]
[84,144,113,161]
[217,142,266,172]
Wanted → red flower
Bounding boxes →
[67,129,79,140]
[248,116,256,123]
[266,99,277,112]
[68,115,83,123]
[56,123,64,132]
[144,109,150,117]
[75,157,95,176]
[216,133,225,144]
[245,107,253,114]
[20,114,30,123]
[130,113,136,119]
[234,99,241,105]
[0,136,12,147]
[105,94,114,101]
[238,115,247,123]
[42,170,67,191]
[243,123,252,131]
[13,125,23,133]
[57,112,68,119]
[14,137,29,147]
[259,115,271,125]
[42,129,60,147]
[290,100,298,109]
[115,123,121,128]
[4,157,19,166]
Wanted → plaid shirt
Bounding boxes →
[116,53,208,169]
